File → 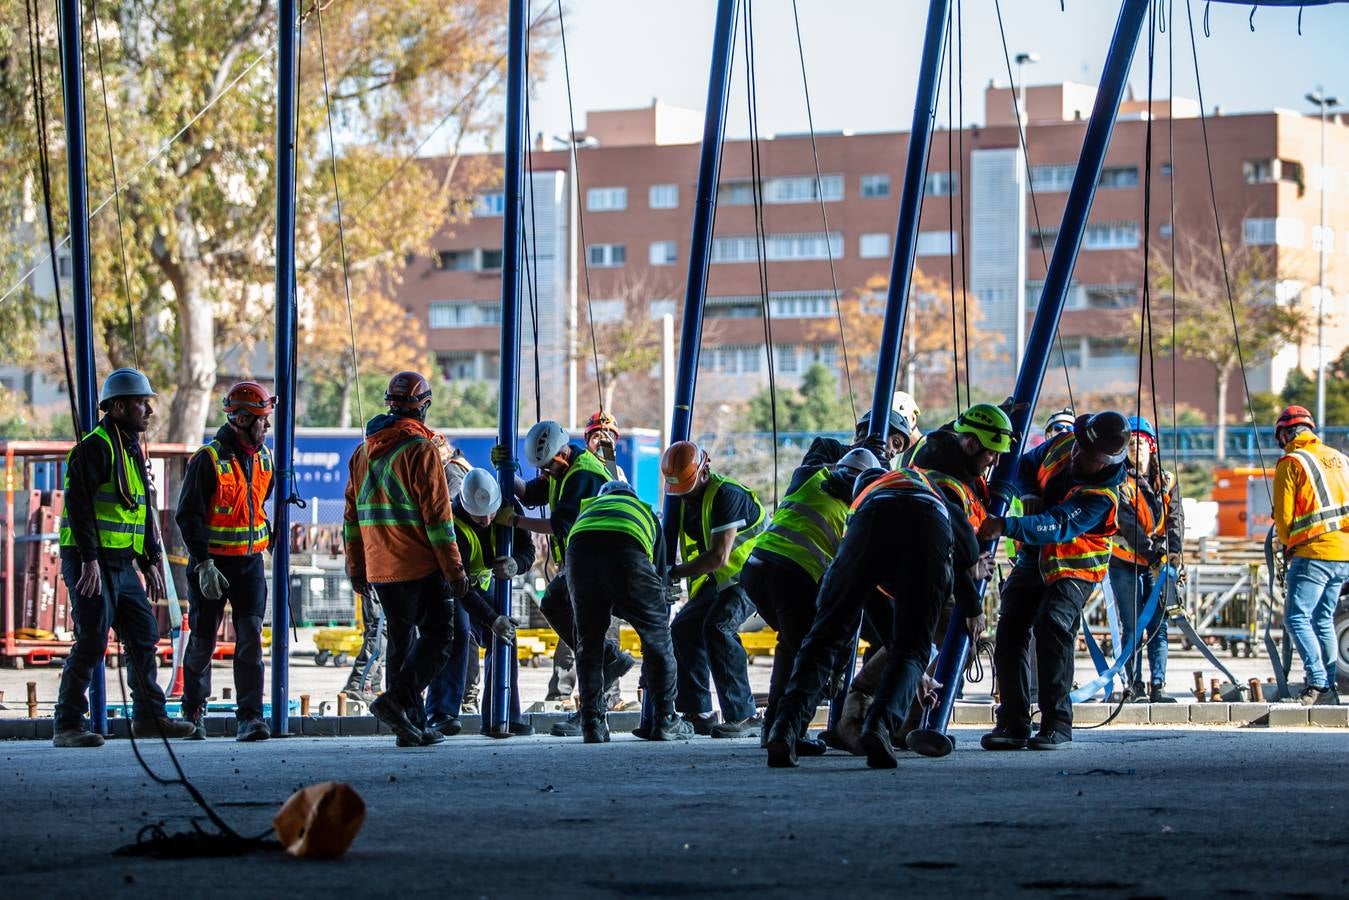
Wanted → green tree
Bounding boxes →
[744,362,853,434]
[1278,350,1349,427]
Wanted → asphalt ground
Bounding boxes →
[3,726,1346,898]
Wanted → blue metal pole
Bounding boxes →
[491,0,529,738]
[827,0,950,732]
[270,0,300,736]
[58,0,104,732]
[908,0,1151,757]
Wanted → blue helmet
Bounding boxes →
[1127,416,1156,441]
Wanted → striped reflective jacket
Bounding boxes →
[753,466,849,583]
[198,440,272,556]
[1275,432,1349,554]
[1033,434,1118,584]
[58,425,148,557]
[570,492,662,562]
[677,473,767,596]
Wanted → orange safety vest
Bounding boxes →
[201,439,273,556]
[1111,470,1175,566]
[850,467,938,513]
[1034,433,1118,584]
[920,468,989,533]
[1281,438,1349,550]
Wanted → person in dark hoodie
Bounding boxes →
[978,411,1130,751]
[174,381,277,741]
[344,371,468,748]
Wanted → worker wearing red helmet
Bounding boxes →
[1273,405,1348,706]
[584,410,627,482]
[174,381,277,741]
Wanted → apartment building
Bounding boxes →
[393,84,1349,426]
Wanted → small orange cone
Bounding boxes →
[169,612,189,698]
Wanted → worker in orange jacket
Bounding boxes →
[344,371,469,747]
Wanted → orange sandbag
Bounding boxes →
[273,781,366,859]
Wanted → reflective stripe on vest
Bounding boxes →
[850,467,937,513]
[1286,446,1349,548]
[679,473,766,595]
[356,439,426,529]
[1039,484,1118,583]
[753,467,848,582]
[921,468,989,532]
[547,448,611,563]
[461,521,495,590]
[1111,470,1173,566]
[200,440,272,556]
[570,493,661,562]
[58,426,147,556]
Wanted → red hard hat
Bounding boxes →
[222,381,276,417]
[1275,405,1315,431]
[384,371,432,412]
[585,411,619,439]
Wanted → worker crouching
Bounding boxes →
[174,381,277,741]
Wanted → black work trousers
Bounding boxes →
[993,563,1093,738]
[345,592,384,691]
[374,571,456,728]
[772,492,954,742]
[566,535,677,719]
[55,555,168,728]
[180,553,267,721]
[741,556,820,734]
[539,572,623,698]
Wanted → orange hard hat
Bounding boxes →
[273,782,366,859]
[222,381,276,419]
[1275,405,1315,431]
[585,411,619,440]
[661,440,706,496]
[385,371,432,412]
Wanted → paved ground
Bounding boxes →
[2,726,1346,897]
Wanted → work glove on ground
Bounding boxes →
[197,558,229,601]
[492,556,519,579]
[491,615,520,645]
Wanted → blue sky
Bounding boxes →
[475,0,1349,149]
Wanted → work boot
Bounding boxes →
[370,694,424,746]
[183,711,206,741]
[52,726,105,748]
[396,728,444,748]
[681,712,718,736]
[1299,685,1335,706]
[1028,730,1072,751]
[764,723,798,769]
[796,734,828,757]
[711,713,763,739]
[342,684,377,704]
[819,728,852,753]
[602,650,636,693]
[1149,683,1178,704]
[508,720,536,736]
[235,718,271,742]
[979,726,1029,751]
[859,725,898,770]
[1128,680,1149,703]
[430,717,463,737]
[582,715,610,744]
[132,716,200,740]
[833,689,870,754]
[647,713,694,741]
[550,711,583,737]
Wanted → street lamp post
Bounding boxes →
[552,133,598,431]
[1306,87,1339,428]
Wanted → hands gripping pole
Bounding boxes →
[907,0,1151,758]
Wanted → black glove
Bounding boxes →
[857,434,891,464]
[447,576,470,600]
[350,577,371,597]
[664,581,683,605]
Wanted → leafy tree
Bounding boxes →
[1278,349,1349,427]
[303,371,499,430]
[744,362,853,434]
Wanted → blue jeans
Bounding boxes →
[671,582,756,721]
[1283,556,1348,691]
[1108,562,1168,686]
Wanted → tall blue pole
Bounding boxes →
[908,0,1151,757]
[58,0,104,732]
[490,0,529,738]
[826,0,951,732]
[270,0,300,736]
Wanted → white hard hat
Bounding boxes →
[835,447,881,478]
[524,420,569,469]
[460,468,502,518]
[891,390,920,434]
[598,480,636,498]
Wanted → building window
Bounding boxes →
[589,298,626,324]
[587,243,626,267]
[58,254,73,278]
[859,233,890,259]
[924,171,958,196]
[1098,166,1139,189]
[806,343,838,371]
[429,301,501,329]
[1029,228,1058,252]
[648,299,677,320]
[437,351,478,380]
[860,174,891,198]
[770,292,833,318]
[710,232,843,263]
[435,250,475,271]
[915,230,958,256]
[1160,162,1173,177]
[649,184,678,209]
[1243,217,1304,248]
[1243,158,1303,189]
[1160,223,1173,238]
[1029,164,1076,193]
[479,249,503,271]
[774,345,801,376]
[649,240,678,266]
[475,192,505,216]
[1082,283,1137,310]
[1087,336,1134,366]
[701,344,764,374]
[586,187,628,212]
[718,175,844,205]
[1059,337,1085,369]
[1083,222,1139,250]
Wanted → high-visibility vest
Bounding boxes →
[1034,433,1118,584]
[678,473,766,596]
[547,448,611,563]
[1281,439,1349,549]
[199,440,272,556]
[461,519,496,590]
[58,425,148,556]
[850,467,937,512]
[1111,469,1175,566]
[753,467,849,582]
[349,435,455,547]
[570,492,661,562]
[920,468,989,533]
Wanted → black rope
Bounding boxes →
[956,0,971,408]
[945,4,963,413]
[521,91,544,422]
[788,0,856,424]
[1165,0,1185,576]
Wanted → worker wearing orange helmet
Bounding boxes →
[662,441,767,738]
[174,380,277,742]
[344,371,468,747]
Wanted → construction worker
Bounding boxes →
[584,410,627,481]
[344,371,468,747]
[765,465,986,769]
[53,368,197,747]
[1109,416,1184,704]
[1044,407,1076,441]
[493,420,635,736]
[565,480,694,742]
[977,411,1129,750]
[891,390,924,466]
[662,441,767,738]
[424,467,534,736]
[174,381,276,741]
[803,409,911,469]
[1272,405,1348,706]
[829,403,1010,753]
[742,446,880,748]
